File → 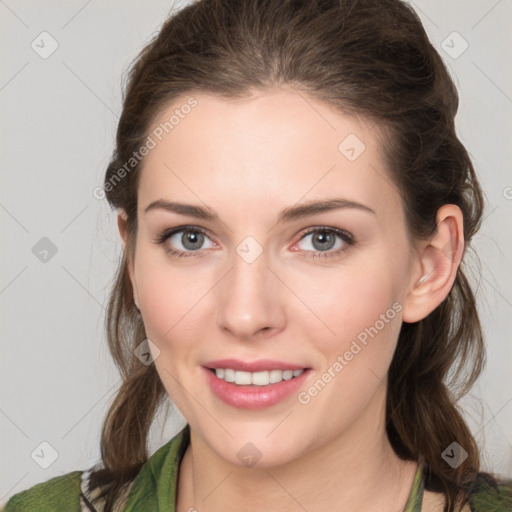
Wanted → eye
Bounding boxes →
[293,227,355,259]
[154,227,216,258]
[154,225,355,260]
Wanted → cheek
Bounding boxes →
[295,270,403,429]
[134,247,207,339]
[295,260,404,403]
[133,255,206,411]
[291,257,403,345]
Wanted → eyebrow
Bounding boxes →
[143,197,375,223]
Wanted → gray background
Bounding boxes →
[1,0,511,502]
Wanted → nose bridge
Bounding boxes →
[215,236,284,339]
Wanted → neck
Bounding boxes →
[177,385,418,512]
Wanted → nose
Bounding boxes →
[215,246,286,341]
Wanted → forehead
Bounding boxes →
[138,88,401,220]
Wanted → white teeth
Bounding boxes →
[269,369,282,384]
[251,371,270,386]
[235,371,252,385]
[224,368,235,382]
[214,368,305,386]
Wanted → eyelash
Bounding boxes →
[153,225,356,260]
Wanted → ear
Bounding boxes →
[117,208,129,251]
[117,209,140,310]
[401,204,465,323]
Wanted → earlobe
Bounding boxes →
[402,205,465,323]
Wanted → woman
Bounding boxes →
[3,0,511,511]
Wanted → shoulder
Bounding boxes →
[466,473,512,512]
[1,471,84,512]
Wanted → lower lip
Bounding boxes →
[203,367,312,410]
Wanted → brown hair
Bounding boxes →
[91,0,496,510]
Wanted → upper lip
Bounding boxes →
[203,358,309,372]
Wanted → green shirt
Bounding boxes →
[3,425,511,511]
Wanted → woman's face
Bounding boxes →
[123,87,421,467]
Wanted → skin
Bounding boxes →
[118,86,465,512]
